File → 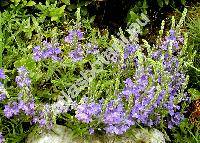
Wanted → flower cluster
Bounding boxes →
[86,43,99,55]
[120,29,188,128]
[2,66,69,129]
[124,44,139,59]
[75,98,102,123]
[65,29,100,62]
[69,44,84,62]
[72,26,189,135]
[0,9,191,139]
[65,29,84,62]
[33,40,62,62]
[32,104,53,129]
[103,99,134,134]
[15,66,31,88]
[160,29,183,51]
[4,66,35,118]
[64,29,83,43]
[4,99,35,118]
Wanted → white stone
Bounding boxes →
[26,125,166,143]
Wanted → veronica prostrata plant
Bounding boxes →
[64,8,192,135]
[0,7,193,142]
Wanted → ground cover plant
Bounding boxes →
[0,0,199,143]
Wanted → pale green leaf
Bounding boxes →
[188,88,200,100]
[165,0,169,5]
[27,1,36,6]
[62,0,70,5]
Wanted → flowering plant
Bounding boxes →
[0,6,194,142]
[65,8,191,135]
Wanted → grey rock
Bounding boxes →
[26,125,166,143]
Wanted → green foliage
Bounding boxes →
[171,119,200,143]
[0,1,89,141]
[35,1,66,22]
[155,0,186,8]
[127,0,148,24]
[188,88,200,100]
[186,4,200,90]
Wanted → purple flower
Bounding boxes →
[22,102,35,115]
[155,90,165,105]
[0,132,4,143]
[173,41,179,49]
[103,100,125,125]
[89,128,94,134]
[39,118,46,127]
[17,66,29,75]
[4,104,13,118]
[64,30,84,43]
[137,74,148,90]
[75,111,91,123]
[33,46,43,61]
[33,41,62,62]
[103,99,133,135]
[15,66,31,88]
[0,93,6,101]
[168,29,176,41]
[160,41,168,50]
[18,100,26,110]
[104,124,131,135]
[122,78,141,100]
[86,43,99,54]
[15,76,31,88]
[32,117,39,124]
[0,69,5,79]
[168,112,184,129]
[152,50,161,59]
[52,55,62,61]
[69,46,84,62]
[171,112,184,125]
[124,44,138,59]
[75,101,102,123]
[11,102,19,115]
[124,78,134,87]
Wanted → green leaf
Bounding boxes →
[165,0,169,5]
[188,88,200,100]
[157,0,163,7]
[51,16,59,21]
[13,0,21,5]
[61,0,70,5]
[27,1,36,6]
[127,10,139,24]
[49,5,66,21]
[14,55,36,71]
[181,0,186,5]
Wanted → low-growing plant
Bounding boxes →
[0,1,198,142]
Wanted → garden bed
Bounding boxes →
[0,0,199,143]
